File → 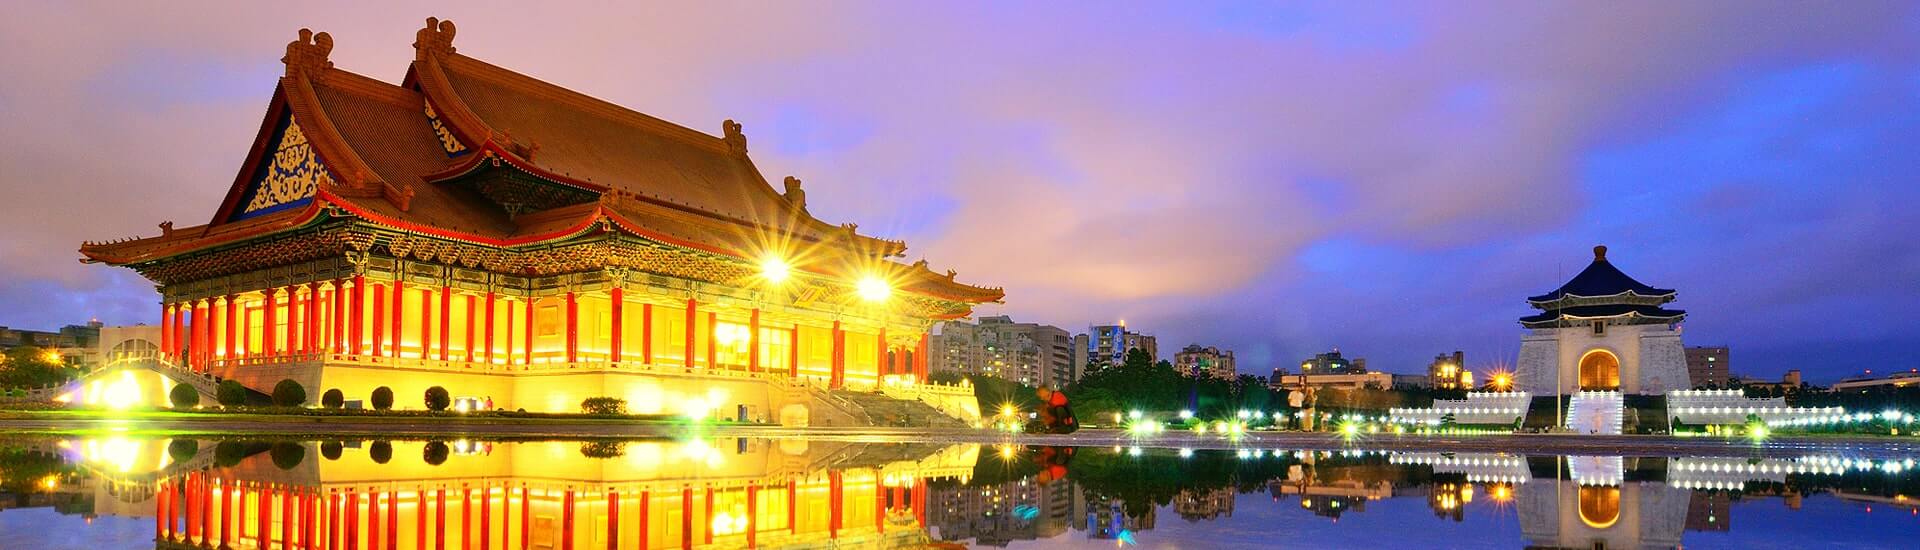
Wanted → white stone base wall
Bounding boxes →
[1514,324,1687,396]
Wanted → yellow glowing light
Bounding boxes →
[43,350,62,363]
[856,276,891,302]
[40,476,58,490]
[1491,372,1513,390]
[759,255,791,284]
[1001,403,1019,418]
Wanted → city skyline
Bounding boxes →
[3,4,1918,382]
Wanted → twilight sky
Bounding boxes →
[2,2,1917,382]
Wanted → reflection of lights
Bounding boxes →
[998,445,1018,461]
[856,276,891,302]
[1489,484,1513,503]
[711,508,750,535]
[1178,448,1193,458]
[1178,409,1193,420]
[1127,446,1142,457]
[1128,410,1143,421]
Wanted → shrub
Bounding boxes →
[270,443,305,470]
[320,441,343,461]
[424,386,450,411]
[322,389,345,410]
[271,380,306,407]
[216,380,248,407]
[213,441,248,467]
[422,441,450,465]
[369,441,393,464]
[580,397,627,415]
[579,441,625,459]
[166,439,199,463]
[169,384,200,409]
[371,387,394,411]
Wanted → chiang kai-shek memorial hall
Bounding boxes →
[78,19,1001,423]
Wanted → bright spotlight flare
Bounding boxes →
[856,275,891,302]
[758,254,790,284]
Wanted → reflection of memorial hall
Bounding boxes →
[58,438,977,549]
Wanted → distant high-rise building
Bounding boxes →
[1081,324,1157,369]
[1685,346,1731,388]
[1428,351,1471,390]
[929,316,1077,388]
[1300,348,1365,375]
[1174,345,1237,380]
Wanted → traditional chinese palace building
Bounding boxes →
[1516,245,1688,397]
[78,19,1000,420]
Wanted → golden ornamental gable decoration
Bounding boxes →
[239,117,330,217]
[424,99,469,156]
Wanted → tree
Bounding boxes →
[422,441,450,465]
[216,380,248,407]
[369,441,393,464]
[270,443,305,470]
[320,441,343,461]
[580,397,627,415]
[424,386,451,411]
[169,383,200,409]
[321,389,345,410]
[370,387,394,411]
[0,346,78,389]
[271,380,306,407]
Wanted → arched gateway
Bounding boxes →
[1578,349,1621,390]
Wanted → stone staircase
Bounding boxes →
[829,390,972,428]
[1565,390,1624,435]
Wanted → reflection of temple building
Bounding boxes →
[48,436,980,549]
[926,478,1073,546]
[1428,482,1470,522]
[1517,479,1689,549]
[1172,487,1235,521]
[1268,462,1400,521]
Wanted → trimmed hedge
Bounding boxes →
[424,386,450,412]
[216,380,248,407]
[322,389,345,410]
[272,380,306,407]
[170,383,200,409]
[581,397,627,415]
[371,387,394,411]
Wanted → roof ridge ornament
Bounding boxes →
[415,17,457,57]
[782,176,807,211]
[282,28,334,76]
[722,119,748,155]
[1594,244,1608,262]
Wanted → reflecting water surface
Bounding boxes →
[2,436,1918,548]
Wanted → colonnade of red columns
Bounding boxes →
[157,279,932,389]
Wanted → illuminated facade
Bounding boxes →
[1173,345,1236,381]
[77,19,1001,419]
[1516,246,1688,396]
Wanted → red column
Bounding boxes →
[351,276,366,355]
[519,488,530,550]
[876,328,888,383]
[308,282,322,354]
[606,491,618,550]
[828,472,843,539]
[464,293,477,363]
[345,491,360,550]
[875,481,885,534]
[420,287,434,360]
[371,284,387,358]
[703,487,714,545]
[830,321,845,389]
[287,287,303,355]
[560,489,575,550]
[283,485,296,548]
[259,485,273,550]
[390,280,405,358]
[439,286,452,361]
[418,488,429,549]
[915,333,929,381]
[387,491,399,550]
[748,308,761,373]
[479,487,491,550]
[680,487,693,550]
[789,326,800,379]
[746,485,759,548]
[185,302,202,371]
[160,303,173,361]
[684,299,697,370]
[220,478,233,549]
[483,292,497,364]
[564,292,578,364]
[642,303,653,364]
[224,296,238,360]
[706,312,717,370]
[914,479,928,527]
[436,489,447,550]
[332,280,347,353]
[787,481,796,535]
[610,287,624,362]
[367,491,381,550]
[522,299,534,365]
[460,489,471,550]
[638,491,650,550]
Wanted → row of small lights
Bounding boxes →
[1673,405,1845,415]
[1765,410,1918,427]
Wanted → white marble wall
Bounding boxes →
[1514,324,1686,396]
